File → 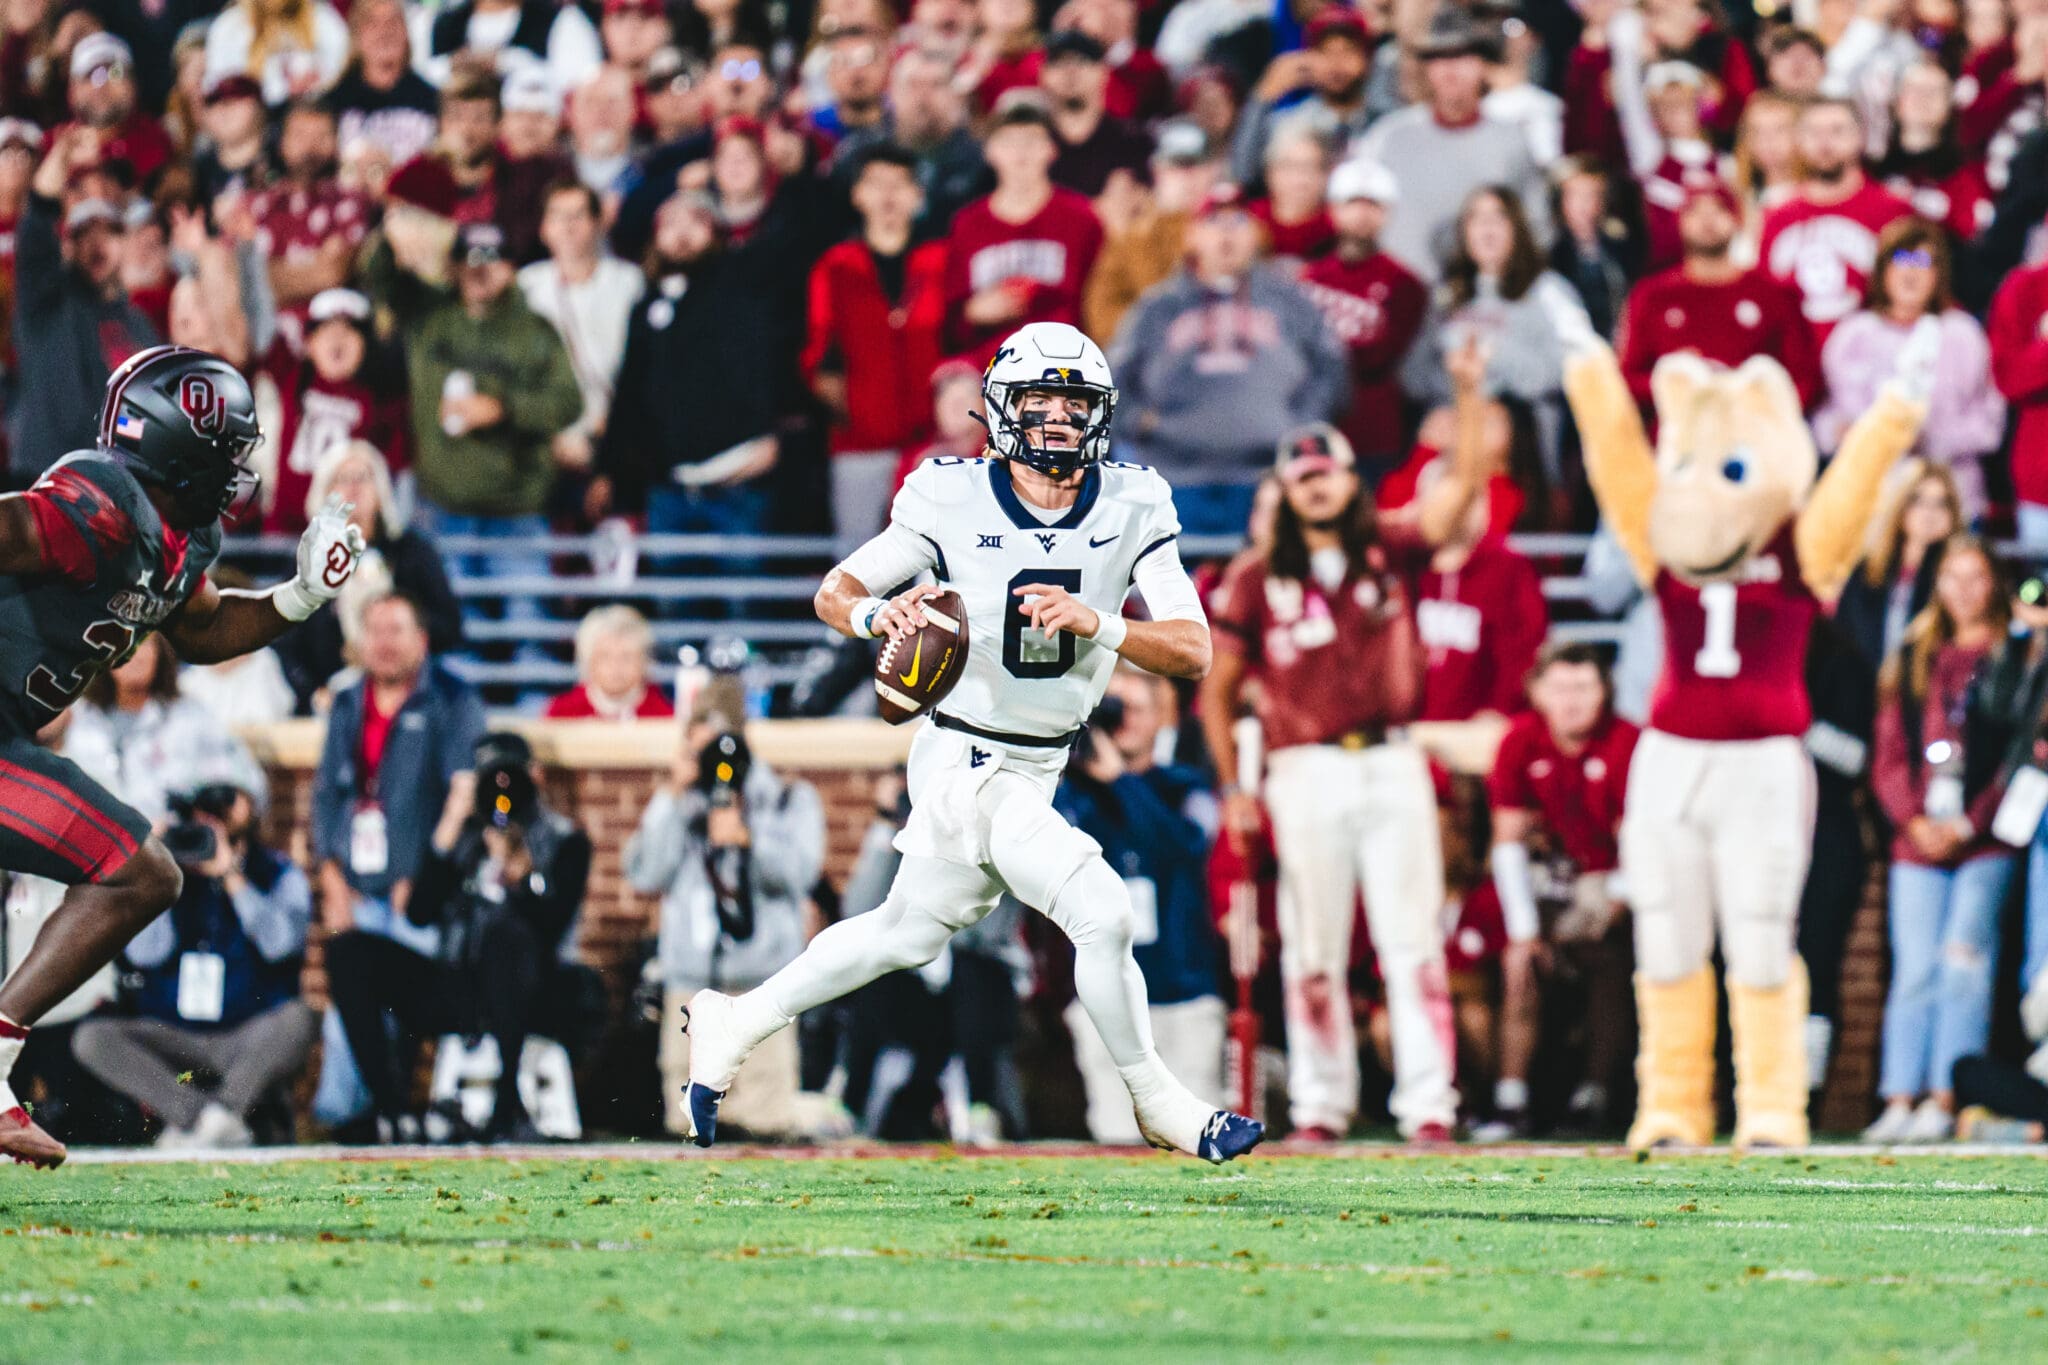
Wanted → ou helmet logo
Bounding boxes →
[178,374,227,438]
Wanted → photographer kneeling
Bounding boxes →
[72,781,317,1148]
[629,719,830,1141]
[327,734,593,1143]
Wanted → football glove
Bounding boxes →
[273,495,369,621]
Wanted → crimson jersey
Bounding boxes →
[1759,182,1913,340]
[1648,526,1815,741]
[1210,538,1430,751]
[943,190,1104,360]
[2,454,219,736]
[1415,538,1548,721]
[1487,710,1640,874]
[1617,266,1821,411]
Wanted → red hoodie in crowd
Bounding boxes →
[802,239,950,455]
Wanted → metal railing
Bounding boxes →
[217,530,1622,698]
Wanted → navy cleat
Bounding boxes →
[684,1081,725,1149]
[1196,1110,1265,1164]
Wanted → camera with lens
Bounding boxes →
[161,783,241,869]
[694,729,752,811]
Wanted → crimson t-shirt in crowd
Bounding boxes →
[260,342,411,535]
[542,683,675,720]
[1616,265,1821,410]
[1881,161,1994,244]
[943,187,1104,360]
[1416,537,1549,721]
[1050,116,1154,198]
[247,180,372,356]
[1758,181,1913,341]
[1649,525,1816,741]
[1299,249,1427,460]
[1246,199,1335,265]
[1486,710,1640,875]
[1209,533,1431,750]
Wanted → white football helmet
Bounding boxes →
[980,321,1118,479]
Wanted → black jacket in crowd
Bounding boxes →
[7,193,162,483]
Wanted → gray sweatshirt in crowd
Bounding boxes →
[1401,273,1583,411]
[1109,266,1347,480]
[1350,109,1554,282]
[629,761,826,993]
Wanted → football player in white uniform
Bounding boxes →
[681,322,1264,1162]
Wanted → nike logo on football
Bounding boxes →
[1089,534,1119,548]
[898,636,923,688]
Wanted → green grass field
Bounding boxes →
[4,1149,2047,1362]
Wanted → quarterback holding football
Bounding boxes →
[681,322,1264,1162]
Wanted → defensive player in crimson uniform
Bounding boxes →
[1480,643,1639,1140]
[0,346,367,1167]
[1201,342,1492,1144]
[1554,287,1933,1149]
[1619,178,1821,413]
[1758,98,1912,343]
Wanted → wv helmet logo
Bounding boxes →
[1034,532,1057,553]
[177,374,226,437]
[970,747,991,769]
[1042,366,1074,382]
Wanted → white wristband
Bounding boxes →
[1090,611,1129,653]
[271,580,324,623]
[850,597,886,639]
[1491,842,1542,944]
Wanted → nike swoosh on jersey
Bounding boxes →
[1089,534,1119,548]
[899,636,923,688]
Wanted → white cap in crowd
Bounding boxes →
[1643,60,1706,92]
[502,67,563,117]
[308,288,373,325]
[1327,157,1401,206]
[70,32,133,81]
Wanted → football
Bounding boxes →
[873,589,969,724]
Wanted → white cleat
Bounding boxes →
[681,990,747,1147]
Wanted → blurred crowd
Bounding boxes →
[6,0,2048,1145]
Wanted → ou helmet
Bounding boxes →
[980,322,1117,480]
[98,345,262,529]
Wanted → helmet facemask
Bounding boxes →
[983,377,1116,481]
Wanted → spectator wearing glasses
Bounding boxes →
[53,33,172,186]
[642,48,705,146]
[811,23,890,140]
[546,605,673,720]
[9,127,161,484]
[1811,219,2004,524]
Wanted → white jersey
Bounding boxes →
[855,457,1199,742]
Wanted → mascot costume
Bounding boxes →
[1551,299,1937,1149]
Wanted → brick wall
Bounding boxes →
[256,718,1888,1133]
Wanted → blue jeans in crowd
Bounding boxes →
[1879,853,2017,1100]
[645,479,773,618]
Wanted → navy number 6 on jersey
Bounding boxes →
[1004,569,1082,678]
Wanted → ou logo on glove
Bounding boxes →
[322,541,355,589]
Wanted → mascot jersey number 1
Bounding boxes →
[1550,295,1936,1150]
